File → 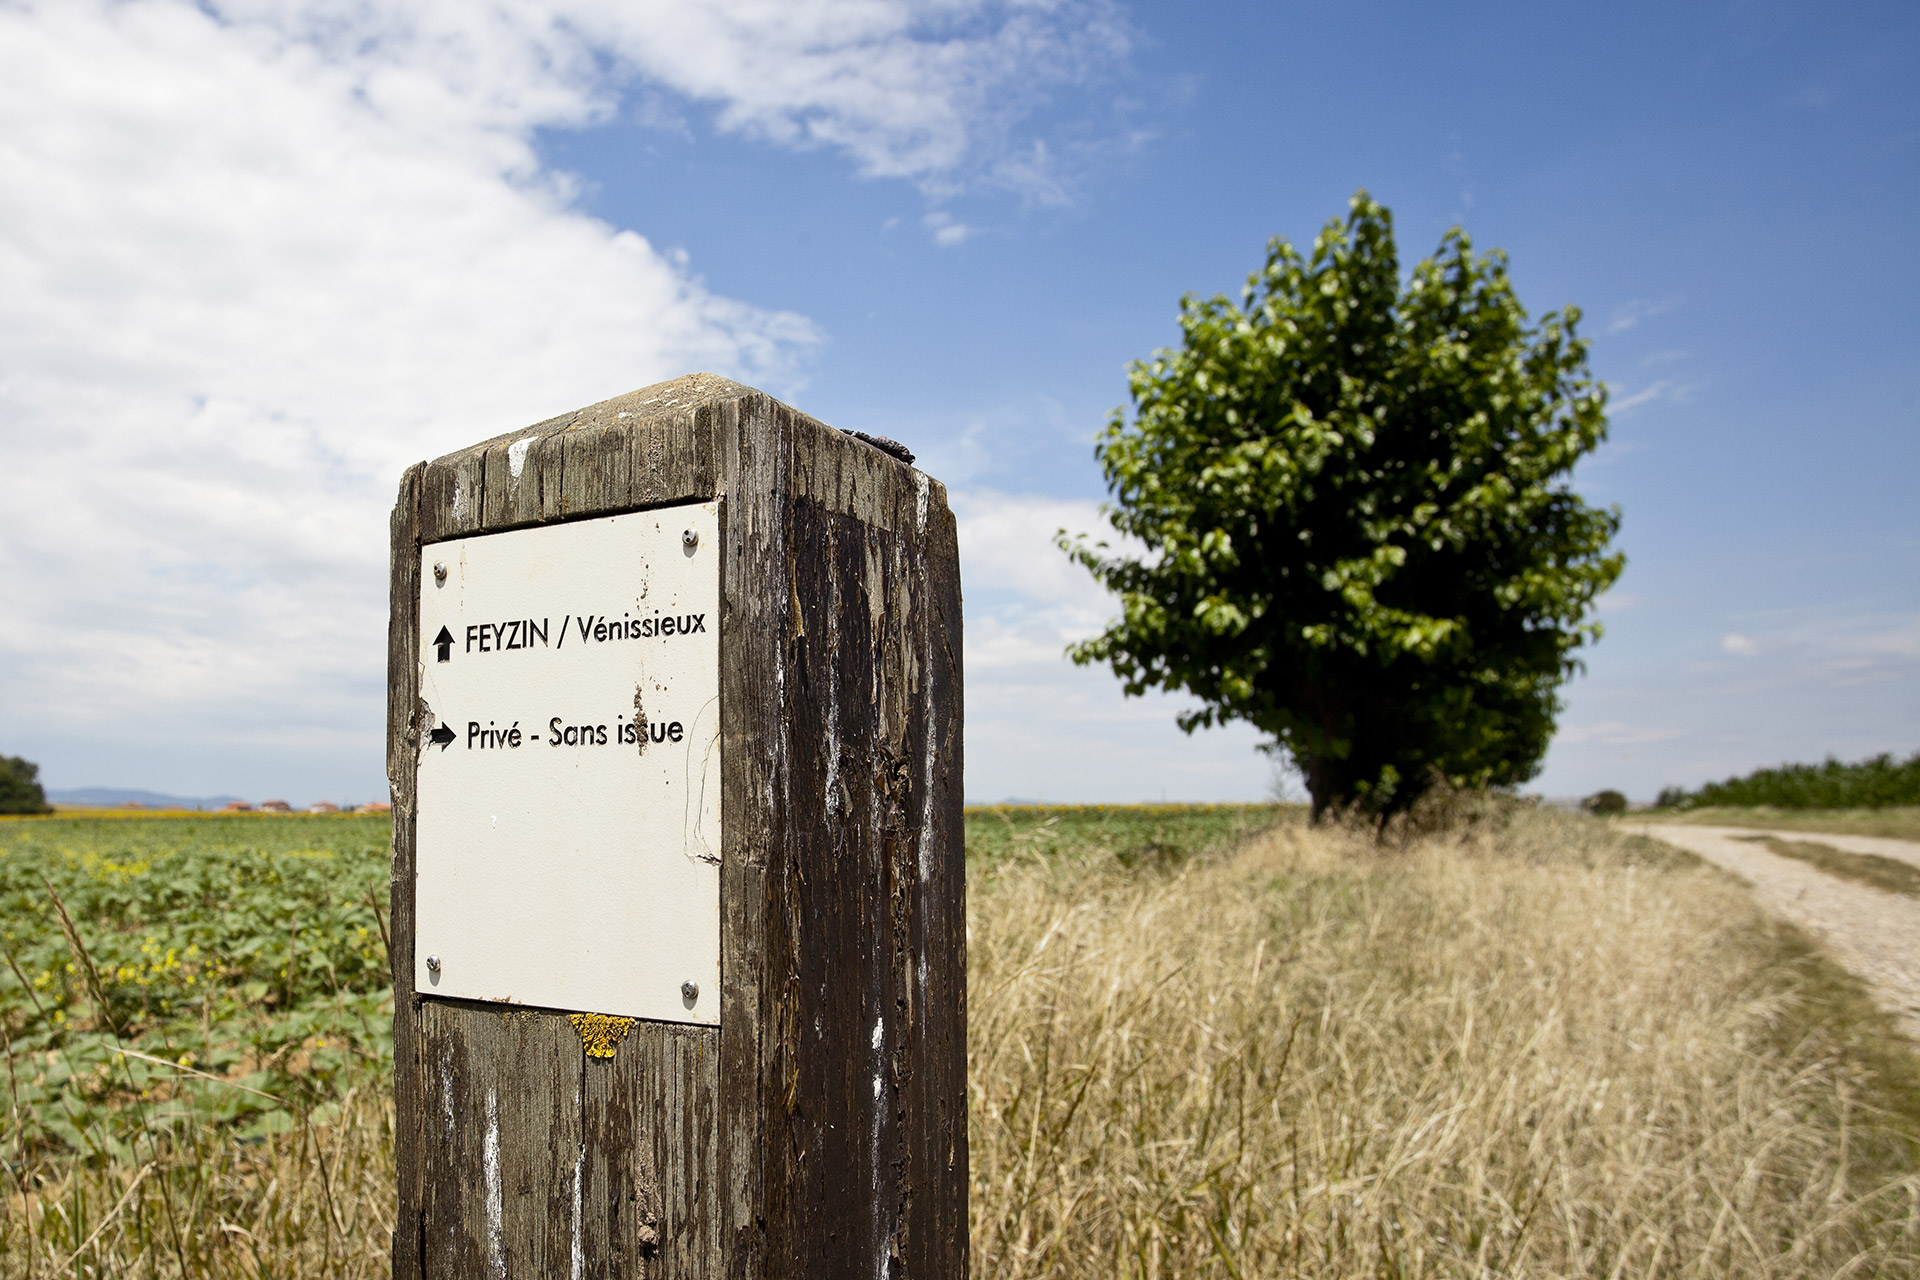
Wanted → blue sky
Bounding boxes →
[1,0,1914,806]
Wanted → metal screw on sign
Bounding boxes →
[433,562,448,584]
[681,981,699,1002]
[425,955,441,973]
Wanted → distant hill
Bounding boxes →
[47,787,245,811]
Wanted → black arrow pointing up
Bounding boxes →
[432,626,454,662]
[429,724,456,750]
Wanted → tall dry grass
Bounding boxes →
[968,808,1920,1277]
[0,1081,392,1277]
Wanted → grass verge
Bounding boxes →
[1654,806,1920,842]
[1734,835,1920,898]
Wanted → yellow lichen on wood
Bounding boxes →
[569,1012,635,1059]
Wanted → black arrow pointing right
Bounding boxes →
[432,626,454,663]
[429,724,456,750]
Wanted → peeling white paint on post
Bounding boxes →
[569,1144,584,1280]
[439,1045,455,1140]
[484,1088,504,1280]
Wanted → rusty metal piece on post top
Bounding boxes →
[846,429,915,465]
[570,1012,636,1059]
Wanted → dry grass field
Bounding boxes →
[967,804,1920,1278]
[2,805,1916,1277]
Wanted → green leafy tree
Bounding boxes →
[1659,751,1920,810]
[1582,789,1629,816]
[1062,193,1623,818]
[0,755,52,815]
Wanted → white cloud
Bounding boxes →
[964,664,1273,802]
[1766,613,1920,686]
[216,0,1131,195]
[948,487,1273,801]
[1605,295,1682,335]
[1553,721,1684,747]
[1608,378,1695,414]
[953,488,1118,605]
[951,489,1114,667]
[1712,614,1920,676]
[924,211,974,247]
[0,0,806,753]
[0,0,1132,796]
[1540,604,1920,801]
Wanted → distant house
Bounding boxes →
[119,801,145,810]
[309,801,339,814]
[362,801,392,814]
[260,800,292,813]
[223,801,253,812]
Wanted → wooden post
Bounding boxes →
[386,374,966,1279]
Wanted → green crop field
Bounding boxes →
[0,812,392,1155]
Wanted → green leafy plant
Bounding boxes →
[0,813,391,1155]
[1062,192,1623,818]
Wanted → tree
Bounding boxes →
[0,755,52,815]
[1582,789,1628,816]
[1061,193,1623,819]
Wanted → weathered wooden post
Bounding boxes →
[385,374,966,1279]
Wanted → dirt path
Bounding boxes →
[1628,823,1920,1041]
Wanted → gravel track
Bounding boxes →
[1628,823,1920,1041]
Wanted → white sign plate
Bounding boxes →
[416,504,721,1025]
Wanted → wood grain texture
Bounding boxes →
[387,462,425,1278]
[390,373,964,1280]
[584,1021,722,1277]
[415,1002,583,1277]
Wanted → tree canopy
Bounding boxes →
[1656,751,1920,811]
[1062,193,1623,817]
[0,755,51,815]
